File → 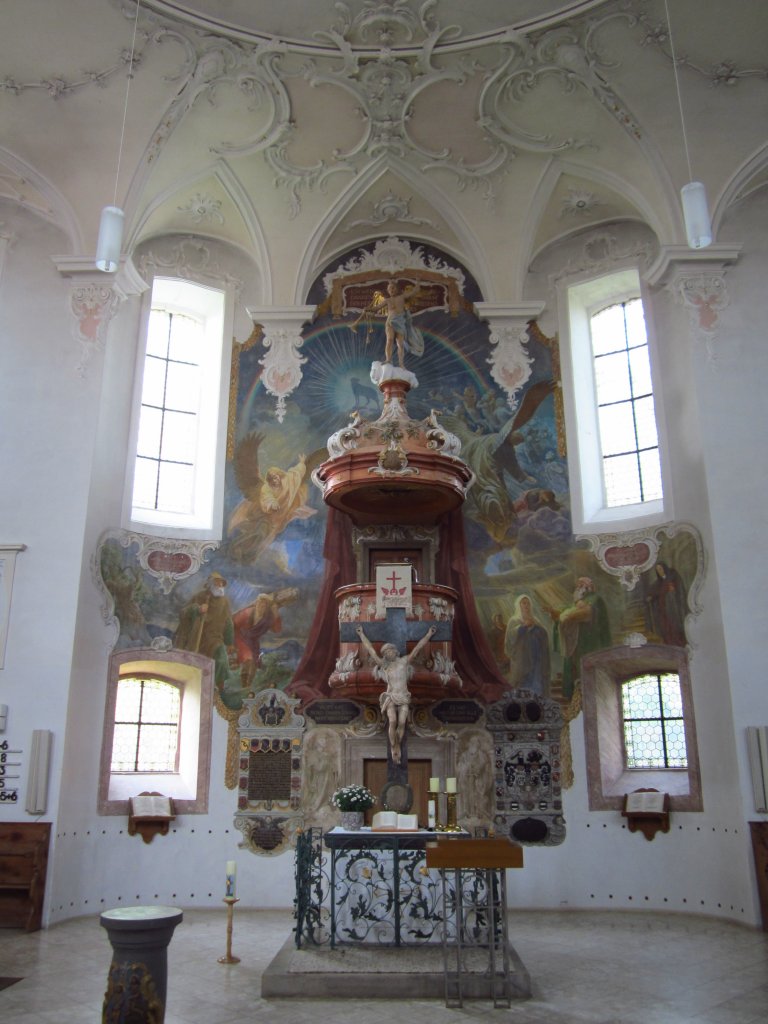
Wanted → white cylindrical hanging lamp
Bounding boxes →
[95,0,140,272]
[680,181,712,250]
[95,205,125,273]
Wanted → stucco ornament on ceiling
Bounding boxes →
[177,192,225,224]
[114,1,655,216]
[345,192,434,231]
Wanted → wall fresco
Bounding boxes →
[98,239,702,714]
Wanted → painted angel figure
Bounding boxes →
[227,432,318,564]
[353,280,425,368]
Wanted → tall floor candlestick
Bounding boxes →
[217,897,241,964]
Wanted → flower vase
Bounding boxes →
[340,810,364,831]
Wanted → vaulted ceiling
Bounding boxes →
[1,0,766,301]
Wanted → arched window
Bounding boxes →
[560,268,672,533]
[111,676,181,773]
[580,646,701,812]
[99,650,214,816]
[124,277,232,540]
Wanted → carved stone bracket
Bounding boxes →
[645,245,742,355]
[245,306,314,422]
[52,256,148,376]
[475,303,544,409]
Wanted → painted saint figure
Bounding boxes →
[174,571,235,692]
[233,587,299,686]
[550,576,611,701]
[645,562,689,646]
[505,595,551,695]
[355,623,437,764]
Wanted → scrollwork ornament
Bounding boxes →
[258,326,307,422]
[486,319,533,408]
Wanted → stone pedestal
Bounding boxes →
[100,905,183,1022]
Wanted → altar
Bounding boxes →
[291,827,529,1005]
[295,828,522,946]
[324,827,450,948]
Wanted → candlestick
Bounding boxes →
[444,790,460,832]
[225,860,236,898]
[217,897,241,964]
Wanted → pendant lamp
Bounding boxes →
[665,0,712,249]
[95,0,141,272]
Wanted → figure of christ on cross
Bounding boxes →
[355,623,437,765]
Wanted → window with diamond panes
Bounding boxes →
[132,308,203,517]
[111,676,181,773]
[621,672,687,769]
[590,298,663,508]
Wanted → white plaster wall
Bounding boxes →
[688,190,768,819]
[0,202,105,861]
[46,235,297,923]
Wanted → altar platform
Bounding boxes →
[262,932,531,1000]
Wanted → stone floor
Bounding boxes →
[0,908,767,1022]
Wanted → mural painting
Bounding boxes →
[98,238,702,735]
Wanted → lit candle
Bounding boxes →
[225,861,236,898]
[445,777,457,793]
[429,777,439,792]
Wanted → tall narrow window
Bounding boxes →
[132,309,203,517]
[126,278,230,538]
[562,269,671,533]
[591,299,662,508]
[621,672,687,769]
[111,676,181,773]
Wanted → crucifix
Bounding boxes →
[339,603,452,774]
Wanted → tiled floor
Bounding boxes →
[1,908,767,1023]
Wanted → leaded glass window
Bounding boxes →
[621,672,687,769]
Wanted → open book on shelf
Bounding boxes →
[371,811,419,831]
[130,793,174,820]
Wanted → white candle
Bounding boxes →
[226,861,236,897]
[429,776,439,792]
[445,777,457,793]
[428,799,436,828]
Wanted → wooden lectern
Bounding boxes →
[425,837,526,1008]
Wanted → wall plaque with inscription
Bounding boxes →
[248,748,292,802]
[431,700,484,724]
[305,700,362,725]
